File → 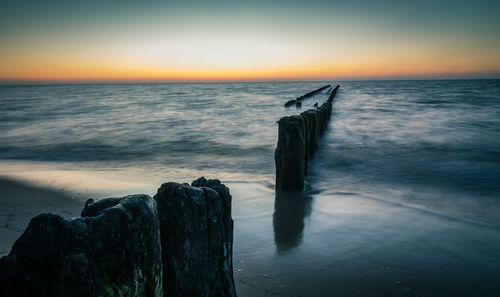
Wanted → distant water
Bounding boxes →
[1,80,500,296]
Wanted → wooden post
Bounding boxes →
[275,115,306,191]
[0,195,163,297]
[301,110,319,158]
[154,178,236,297]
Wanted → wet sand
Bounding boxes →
[0,177,83,256]
[230,182,500,297]
[2,178,500,296]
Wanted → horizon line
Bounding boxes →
[1,75,500,86]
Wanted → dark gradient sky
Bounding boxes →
[1,0,499,82]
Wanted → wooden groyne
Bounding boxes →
[275,85,340,191]
[0,177,236,297]
[327,85,339,102]
[284,84,331,107]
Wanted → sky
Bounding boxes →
[1,0,500,82]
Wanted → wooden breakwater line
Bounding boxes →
[0,177,236,297]
[328,85,339,101]
[275,85,340,191]
[284,84,331,107]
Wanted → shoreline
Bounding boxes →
[0,177,84,256]
[2,176,500,296]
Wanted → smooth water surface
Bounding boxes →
[1,80,499,296]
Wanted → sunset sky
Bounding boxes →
[1,0,500,82]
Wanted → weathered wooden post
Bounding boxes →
[154,177,236,297]
[275,115,306,191]
[301,109,319,158]
[0,195,163,297]
[300,112,311,172]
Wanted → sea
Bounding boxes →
[1,80,499,296]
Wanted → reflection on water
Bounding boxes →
[235,186,500,297]
[273,191,313,252]
[1,80,500,296]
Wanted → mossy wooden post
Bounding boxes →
[154,178,236,297]
[318,102,331,135]
[275,115,306,191]
[300,112,310,172]
[302,110,319,158]
[0,195,163,297]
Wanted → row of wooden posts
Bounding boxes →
[0,178,236,297]
[275,85,340,191]
[284,84,331,107]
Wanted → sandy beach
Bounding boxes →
[0,177,83,256]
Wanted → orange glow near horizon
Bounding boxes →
[2,57,499,83]
[2,38,499,82]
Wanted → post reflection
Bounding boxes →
[273,191,313,253]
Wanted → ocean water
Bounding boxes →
[1,80,500,296]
